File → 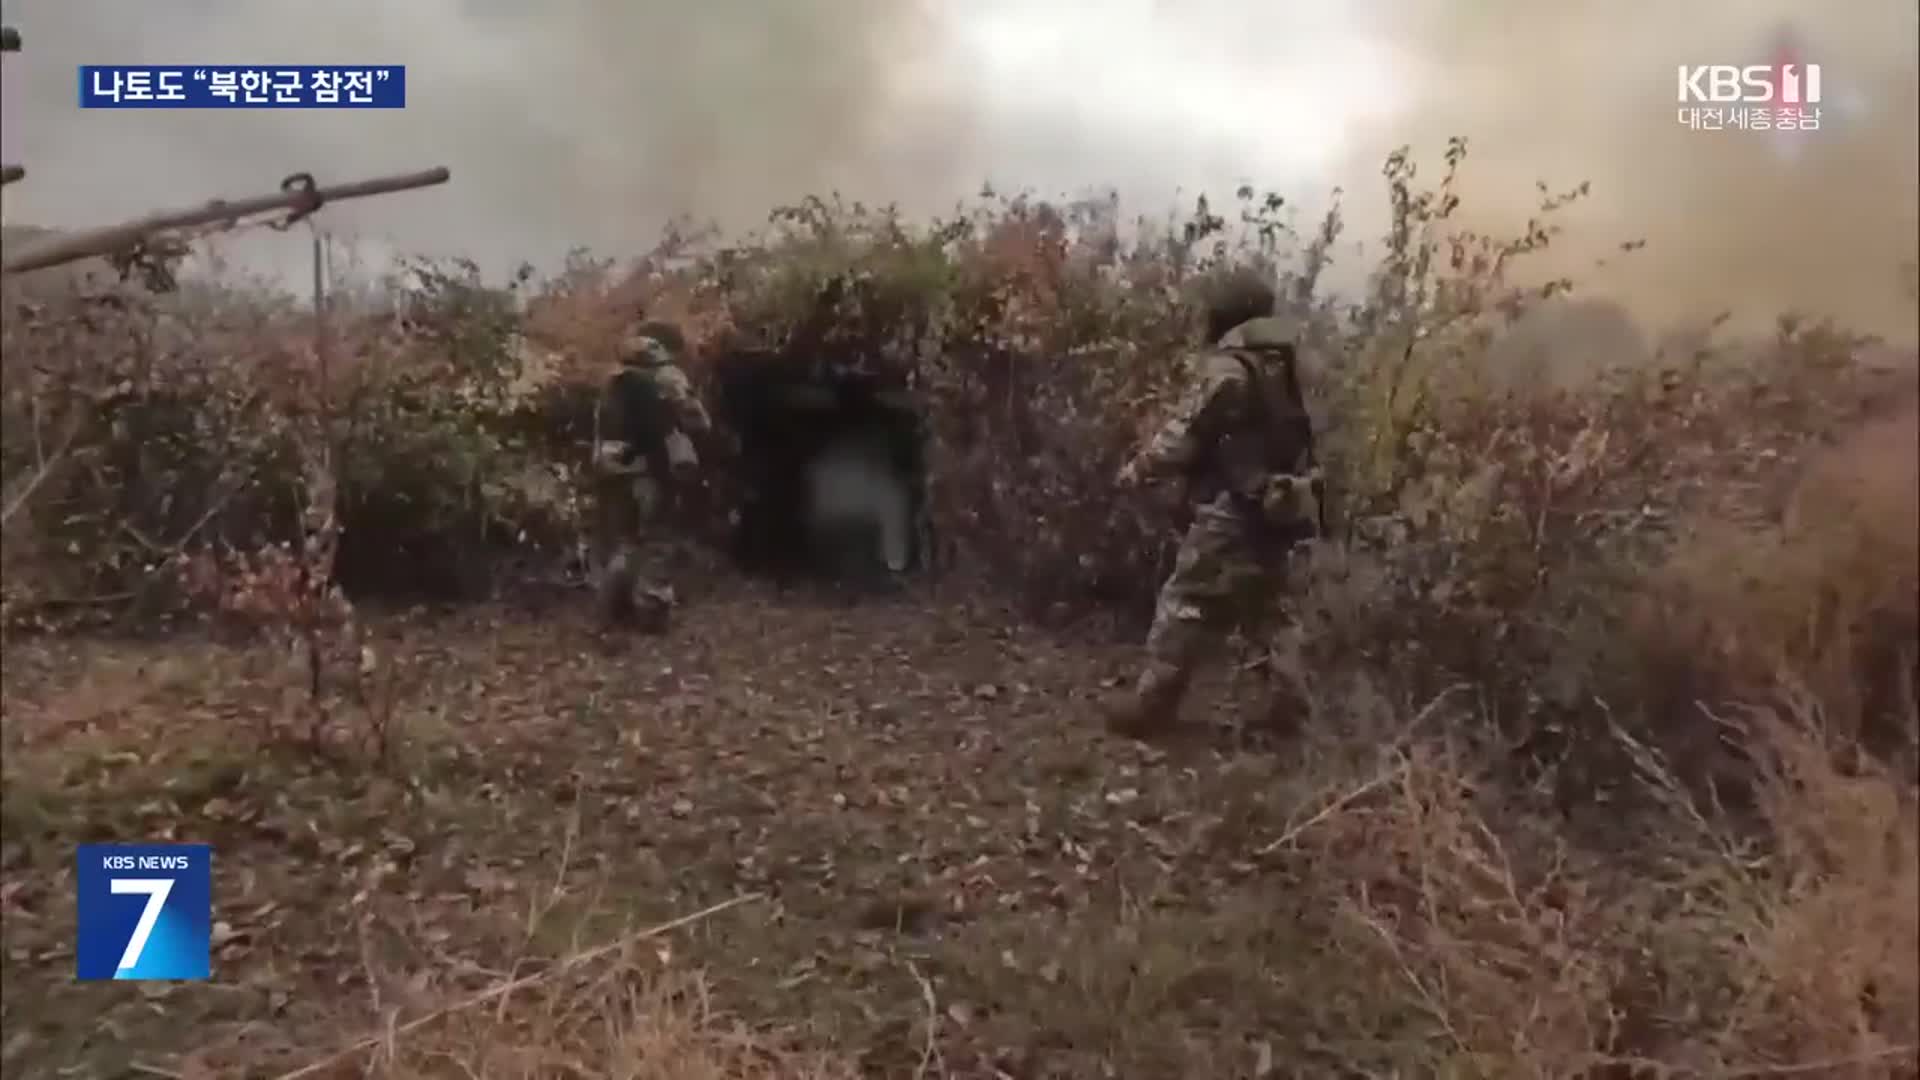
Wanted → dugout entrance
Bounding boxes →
[712,348,931,586]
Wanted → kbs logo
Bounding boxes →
[1675,47,1823,138]
[1677,64,1822,105]
[76,844,212,980]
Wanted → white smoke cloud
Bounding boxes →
[2,1,1913,338]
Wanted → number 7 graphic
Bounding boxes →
[110,878,174,972]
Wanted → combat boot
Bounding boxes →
[1101,668,1189,740]
[598,555,636,627]
[633,584,675,635]
[1253,634,1312,740]
[600,548,674,633]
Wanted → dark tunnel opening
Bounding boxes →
[713,349,931,587]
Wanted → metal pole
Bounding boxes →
[2,26,22,186]
[1,167,451,276]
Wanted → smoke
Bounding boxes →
[1,1,1913,340]
[0,0,959,276]
[0,0,1412,286]
[1335,0,1920,340]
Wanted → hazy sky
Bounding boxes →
[1,1,1915,339]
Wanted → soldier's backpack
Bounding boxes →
[1224,344,1315,473]
[1212,332,1327,541]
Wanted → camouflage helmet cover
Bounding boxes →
[619,319,688,368]
[618,334,672,368]
[1197,266,1279,342]
[1218,315,1298,351]
[634,319,687,354]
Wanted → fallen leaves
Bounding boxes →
[0,587,1309,1078]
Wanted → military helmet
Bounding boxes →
[1198,266,1278,343]
[634,319,687,354]
[1218,315,1297,351]
[618,333,672,368]
[619,319,687,368]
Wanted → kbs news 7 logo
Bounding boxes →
[75,844,213,981]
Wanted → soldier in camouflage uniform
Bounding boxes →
[1104,268,1326,739]
[592,320,712,631]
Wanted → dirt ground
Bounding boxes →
[2,576,1369,1078]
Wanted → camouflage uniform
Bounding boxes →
[592,325,712,630]
[1105,273,1325,739]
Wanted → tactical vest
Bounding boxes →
[1191,343,1319,527]
[599,365,677,480]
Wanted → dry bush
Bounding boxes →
[1289,309,1917,1072]
[4,139,1607,631]
[0,284,311,621]
[1295,293,1911,816]
[1298,690,1917,1077]
[503,189,1200,612]
[0,259,578,631]
[1259,148,1915,1073]
[1725,706,1919,1071]
[1638,399,1919,759]
[9,138,1896,657]
[485,140,1598,618]
[1313,736,1621,1075]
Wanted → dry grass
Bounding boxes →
[274,898,862,1080]
[377,970,858,1080]
[1284,384,1920,1076]
[1293,700,1918,1078]
[1637,396,1919,760]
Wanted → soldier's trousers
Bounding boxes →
[1134,493,1309,721]
[593,470,671,621]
